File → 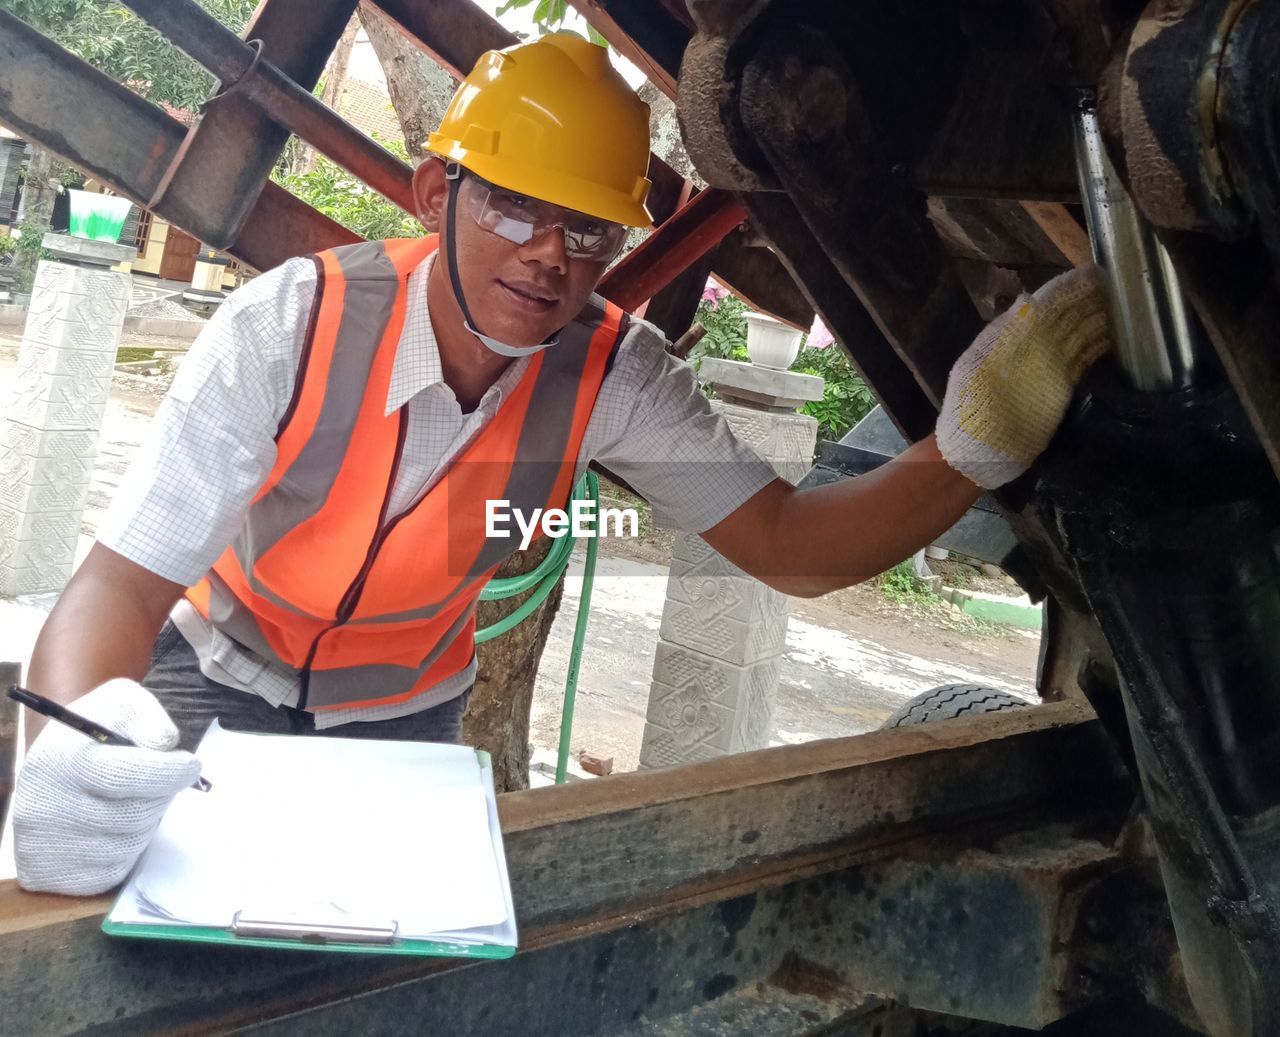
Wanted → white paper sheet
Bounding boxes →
[109,721,515,944]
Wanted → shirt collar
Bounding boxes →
[386,250,531,416]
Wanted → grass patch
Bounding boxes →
[876,559,937,607]
[116,347,157,363]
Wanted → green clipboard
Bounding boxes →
[99,916,517,958]
[101,748,518,959]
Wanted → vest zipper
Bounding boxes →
[298,411,409,710]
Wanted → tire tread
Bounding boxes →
[882,682,1029,728]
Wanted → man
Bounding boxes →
[11,34,1109,896]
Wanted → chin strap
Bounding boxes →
[445,170,559,359]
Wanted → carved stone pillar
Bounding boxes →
[639,358,822,767]
[0,234,134,595]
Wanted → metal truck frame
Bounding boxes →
[2,1,1278,1033]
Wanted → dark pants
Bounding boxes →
[144,621,471,751]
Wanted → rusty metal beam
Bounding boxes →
[0,12,357,273]
[148,0,363,247]
[742,192,936,442]
[567,0,681,100]
[235,183,361,271]
[0,702,1138,1034]
[116,0,414,247]
[599,188,746,313]
[0,13,186,204]
[738,25,984,407]
[565,0,689,101]
[367,0,517,80]
[121,0,412,208]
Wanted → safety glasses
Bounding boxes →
[452,167,628,262]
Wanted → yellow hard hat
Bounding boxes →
[426,33,653,228]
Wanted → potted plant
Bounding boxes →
[743,310,803,370]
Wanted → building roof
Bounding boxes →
[337,78,402,145]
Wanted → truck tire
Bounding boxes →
[881,682,1029,728]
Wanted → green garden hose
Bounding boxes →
[474,472,599,784]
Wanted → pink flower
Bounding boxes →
[807,315,834,349]
[701,278,729,309]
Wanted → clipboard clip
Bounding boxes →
[232,910,400,945]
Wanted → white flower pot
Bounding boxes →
[744,311,803,370]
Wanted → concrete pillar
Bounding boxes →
[183,245,228,315]
[639,357,823,768]
[0,233,134,595]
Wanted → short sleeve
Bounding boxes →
[584,319,779,534]
[97,258,318,584]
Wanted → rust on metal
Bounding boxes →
[0,702,1147,1034]
[599,188,747,313]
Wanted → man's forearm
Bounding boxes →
[765,434,981,597]
[24,543,184,744]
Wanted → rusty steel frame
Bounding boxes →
[134,0,370,250]
[0,703,1168,1035]
[118,0,416,230]
[0,0,812,328]
[598,188,747,314]
[0,10,360,272]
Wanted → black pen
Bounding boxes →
[8,685,211,792]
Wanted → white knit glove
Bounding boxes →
[12,678,202,896]
[937,265,1111,489]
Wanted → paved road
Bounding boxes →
[532,553,1035,772]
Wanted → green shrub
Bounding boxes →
[876,559,936,606]
[792,346,877,442]
[687,293,749,364]
[271,136,424,241]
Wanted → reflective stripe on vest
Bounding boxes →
[186,236,626,712]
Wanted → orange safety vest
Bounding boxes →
[186,236,626,713]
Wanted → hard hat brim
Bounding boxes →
[427,140,653,229]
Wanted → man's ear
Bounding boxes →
[412,157,449,233]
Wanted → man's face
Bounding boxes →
[413,159,615,347]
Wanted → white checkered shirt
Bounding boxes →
[99,252,778,727]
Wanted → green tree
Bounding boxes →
[1,0,259,109]
[1,0,259,287]
[271,135,423,241]
[493,0,608,46]
[792,346,878,441]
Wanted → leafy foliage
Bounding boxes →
[494,0,609,47]
[686,293,878,441]
[791,346,878,442]
[8,212,58,292]
[876,559,936,605]
[271,135,424,241]
[1,0,259,109]
[688,293,749,364]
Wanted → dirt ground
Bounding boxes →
[593,476,1038,685]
